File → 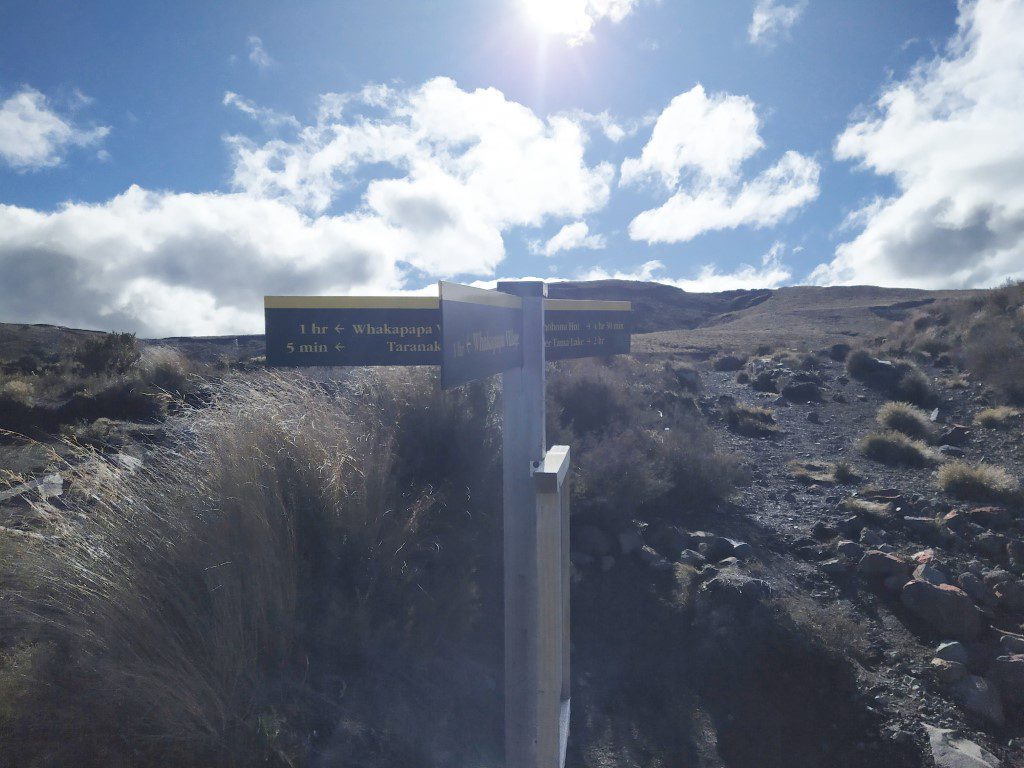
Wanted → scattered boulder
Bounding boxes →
[836,539,863,559]
[781,381,822,402]
[934,640,970,665]
[690,532,734,562]
[924,724,1001,768]
[860,528,886,547]
[858,550,910,579]
[678,549,706,567]
[728,539,753,560]
[994,579,1024,614]
[940,445,967,458]
[964,506,1012,531]
[820,558,851,579]
[931,658,968,684]
[812,521,836,541]
[973,532,1009,561]
[828,343,851,362]
[989,654,1024,706]
[914,563,949,585]
[647,524,690,559]
[999,634,1024,654]
[698,569,771,610]
[903,516,938,540]
[636,545,672,571]
[712,354,746,372]
[937,425,971,447]
[952,674,1005,726]
[958,573,998,611]
[901,580,982,640]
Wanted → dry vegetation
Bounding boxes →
[858,430,937,467]
[1,358,745,766]
[974,406,1021,429]
[726,403,780,438]
[888,280,1024,404]
[846,350,935,406]
[875,401,935,441]
[936,461,1022,505]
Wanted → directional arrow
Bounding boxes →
[334,324,345,333]
[334,343,345,351]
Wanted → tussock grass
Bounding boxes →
[726,404,780,438]
[974,406,1020,429]
[839,497,891,522]
[937,461,1021,504]
[846,350,936,406]
[876,401,935,441]
[788,460,858,486]
[0,372,504,766]
[858,430,937,467]
[549,359,745,522]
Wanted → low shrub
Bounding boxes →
[974,406,1020,429]
[875,401,934,441]
[937,461,1021,504]
[0,372,505,766]
[74,332,141,376]
[726,404,779,438]
[858,431,937,467]
[846,350,935,406]
[548,359,743,522]
[712,354,746,372]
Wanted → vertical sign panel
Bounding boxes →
[543,299,631,361]
[264,296,441,367]
[439,282,524,388]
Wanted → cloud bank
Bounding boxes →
[748,0,808,46]
[530,221,606,257]
[622,84,819,244]
[0,87,109,170]
[583,242,794,292]
[0,78,613,335]
[812,0,1024,288]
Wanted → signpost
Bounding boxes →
[265,283,631,768]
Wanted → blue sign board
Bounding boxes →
[439,281,524,389]
[544,299,631,361]
[264,296,441,367]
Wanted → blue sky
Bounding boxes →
[1,0,1022,335]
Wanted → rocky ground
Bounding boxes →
[3,334,1022,766]
[568,346,1023,767]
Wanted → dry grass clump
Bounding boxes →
[937,461,1022,504]
[726,404,780,438]
[888,281,1024,404]
[839,497,891,522]
[549,359,746,522]
[0,371,505,766]
[858,430,937,467]
[712,354,746,372]
[974,406,1020,429]
[789,460,858,486]
[846,350,936,406]
[876,401,935,441]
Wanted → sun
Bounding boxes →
[521,0,591,41]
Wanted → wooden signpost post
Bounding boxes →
[265,282,630,768]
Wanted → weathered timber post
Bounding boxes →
[532,444,571,768]
[497,280,549,768]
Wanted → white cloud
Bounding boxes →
[748,0,808,46]
[582,242,793,291]
[812,0,1024,289]
[562,109,633,142]
[621,85,763,188]
[0,78,613,336]
[623,85,819,243]
[247,35,273,70]
[223,92,299,130]
[530,221,606,257]
[521,0,644,46]
[0,87,109,170]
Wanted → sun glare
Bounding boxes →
[522,0,590,40]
